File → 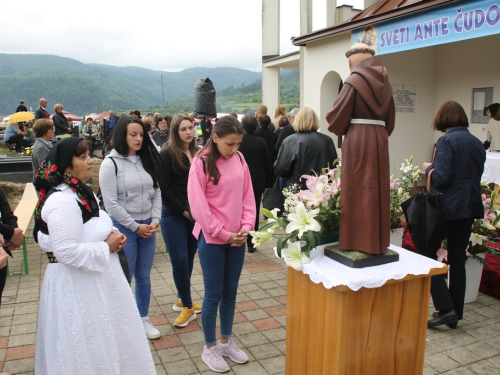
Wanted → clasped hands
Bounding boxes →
[105,231,127,253]
[135,223,159,239]
[229,228,248,247]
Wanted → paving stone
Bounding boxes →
[164,358,198,375]
[7,334,36,348]
[178,330,206,346]
[444,346,482,365]
[259,355,285,374]
[464,341,500,360]
[2,358,35,374]
[248,342,281,361]
[252,318,281,331]
[274,296,287,305]
[273,340,286,355]
[5,344,36,361]
[235,301,260,312]
[237,332,269,348]
[12,313,38,326]
[264,306,287,317]
[241,309,270,321]
[0,337,8,349]
[238,284,262,293]
[245,290,271,300]
[157,346,191,364]
[440,368,476,374]
[424,353,461,373]
[466,358,500,374]
[173,320,202,335]
[232,322,259,336]
[254,297,281,309]
[262,328,286,343]
[10,323,37,336]
[153,335,183,350]
[231,361,267,375]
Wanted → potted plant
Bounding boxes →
[389,156,421,246]
[437,181,499,303]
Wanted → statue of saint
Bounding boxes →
[326,43,395,255]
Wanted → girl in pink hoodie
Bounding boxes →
[188,115,255,373]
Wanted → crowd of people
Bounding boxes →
[2,101,339,374]
[0,93,488,373]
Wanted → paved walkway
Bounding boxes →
[1,231,500,374]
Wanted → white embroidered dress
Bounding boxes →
[35,184,156,375]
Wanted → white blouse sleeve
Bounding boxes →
[41,192,110,272]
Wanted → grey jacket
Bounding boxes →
[99,149,161,232]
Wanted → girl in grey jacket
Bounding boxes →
[99,116,162,340]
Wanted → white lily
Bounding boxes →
[248,230,273,247]
[470,233,487,246]
[285,201,321,238]
[482,220,496,231]
[281,241,311,271]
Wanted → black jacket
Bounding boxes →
[52,112,70,136]
[34,106,49,121]
[16,105,28,112]
[159,148,190,214]
[255,127,277,161]
[426,126,486,220]
[238,133,274,192]
[275,124,296,154]
[275,131,338,189]
[0,188,18,241]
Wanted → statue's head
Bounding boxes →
[346,43,375,72]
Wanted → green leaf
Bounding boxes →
[277,236,284,258]
[307,230,316,250]
[276,218,289,229]
[258,221,278,232]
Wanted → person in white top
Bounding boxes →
[486,103,500,151]
[33,137,156,375]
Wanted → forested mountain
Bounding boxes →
[0,54,261,115]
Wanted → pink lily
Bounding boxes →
[436,245,448,263]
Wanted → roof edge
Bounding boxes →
[291,0,458,47]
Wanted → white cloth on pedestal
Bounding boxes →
[302,243,445,291]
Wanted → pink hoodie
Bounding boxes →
[187,151,256,244]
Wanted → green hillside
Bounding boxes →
[0,54,300,116]
[0,54,261,115]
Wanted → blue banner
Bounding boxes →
[352,0,500,55]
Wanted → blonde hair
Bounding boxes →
[274,105,286,119]
[293,107,319,132]
[258,105,268,116]
[54,103,63,112]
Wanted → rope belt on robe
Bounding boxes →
[351,119,385,126]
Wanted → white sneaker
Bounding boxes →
[218,338,249,364]
[202,345,230,373]
[141,316,161,339]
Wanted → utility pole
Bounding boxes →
[160,74,166,116]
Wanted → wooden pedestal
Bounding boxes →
[285,267,447,375]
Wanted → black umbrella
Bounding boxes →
[401,170,450,258]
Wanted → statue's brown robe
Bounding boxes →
[326,57,395,254]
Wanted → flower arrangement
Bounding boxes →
[249,167,341,271]
[22,145,34,156]
[390,156,421,231]
[437,179,500,265]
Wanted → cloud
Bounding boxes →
[0,0,361,72]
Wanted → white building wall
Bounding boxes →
[380,47,438,175]
[435,35,500,143]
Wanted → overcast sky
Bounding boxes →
[0,0,363,73]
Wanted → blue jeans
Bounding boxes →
[160,205,198,309]
[197,232,245,345]
[112,217,156,317]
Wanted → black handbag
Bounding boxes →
[262,179,284,216]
